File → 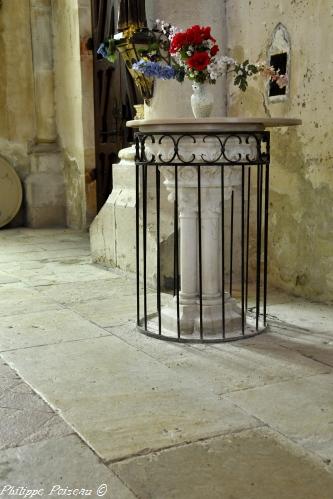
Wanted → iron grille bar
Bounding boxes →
[142,162,147,330]
[256,164,263,330]
[156,165,161,335]
[221,167,226,338]
[241,165,245,335]
[245,168,251,312]
[229,190,234,297]
[174,164,180,339]
[197,164,203,340]
[135,138,140,326]
[263,161,270,325]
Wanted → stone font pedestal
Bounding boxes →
[128,117,301,342]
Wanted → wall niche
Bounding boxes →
[268,23,291,102]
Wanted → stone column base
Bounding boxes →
[161,294,242,337]
[25,144,66,227]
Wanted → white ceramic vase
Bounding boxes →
[190,82,214,118]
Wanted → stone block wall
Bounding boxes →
[0,0,94,229]
[226,0,333,301]
[0,0,38,226]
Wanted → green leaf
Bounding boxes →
[248,64,258,73]
[240,79,248,91]
[106,53,117,64]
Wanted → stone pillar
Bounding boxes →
[30,0,57,143]
[179,206,197,303]
[25,0,66,227]
[147,133,259,336]
[201,187,221,301]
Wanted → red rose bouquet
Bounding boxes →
[169,24,220,83]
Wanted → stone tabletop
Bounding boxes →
[127,117,302,132]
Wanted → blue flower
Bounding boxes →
[132,60,176,80]
[97,43,108,58]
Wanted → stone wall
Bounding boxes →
[0,0,93,229]
[0,0,42,226]
[226,0,333,301]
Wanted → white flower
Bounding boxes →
[168,24,180,40]
[174,53,182,64]
[207,55,235,81]
[220,56,236,66]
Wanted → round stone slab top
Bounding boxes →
[127,117,302,133]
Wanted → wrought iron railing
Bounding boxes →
[135,130,270,343]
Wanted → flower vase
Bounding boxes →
[191,82,214,118]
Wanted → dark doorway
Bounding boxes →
[91,0,142,212]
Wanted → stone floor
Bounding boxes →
[0,228,332,499]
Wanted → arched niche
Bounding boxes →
[267,23,291,103]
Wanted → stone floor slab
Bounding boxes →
[225,373,333,464]
[0,256,92,273]
[0,377,22,398]
[5,262,111,287]
[107,325,331,395]
[0,286,60,317]
[0,247,91,264]
[70,294,150,327]
[111,427,333,499]
[266,299,333,334]
[0,272,21,285]
[250,323,333,368]
[0,388,54,413]
[0,361,20,379]
[2,335,260,462]
[35,277,132,306]
[0,309,109,351]
[0,407,53,450]
[0,435,137,499]
[17,414,74,446]
[0,242,41,254]
[0,358,75,449]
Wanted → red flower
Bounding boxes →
[170,32,187,52]
[169,24,218,54]
[201,26,214,41]
[187,51,211,71]
[210,44,219,57]
[186,25,203,46]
